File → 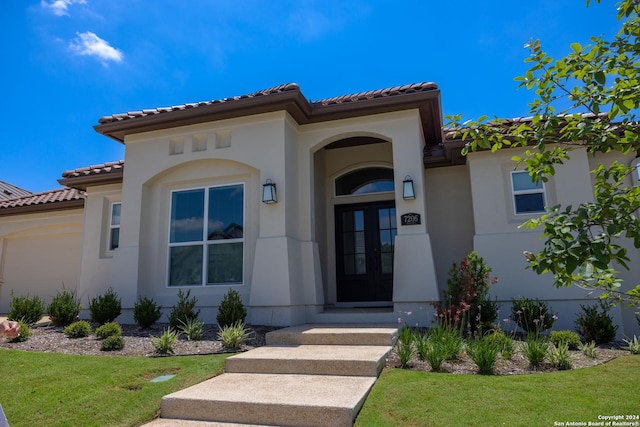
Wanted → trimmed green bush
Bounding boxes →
[133,295,162,328]
[8,292,45,325]
[95,322,122,339]
[168,289,200,330]
[47,289,81,327]
[575,303,618,344]
[100,335,125,351]
[510,297,556,333]
[64,320,92,338]
[8,320,32,343]
[550,330,581,350]
[216,289,247,328]
[89,288,122,325]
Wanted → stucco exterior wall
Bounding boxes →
[0,210,83,313]
[467,147,640,336]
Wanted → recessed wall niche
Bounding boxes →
[169,137,184,155]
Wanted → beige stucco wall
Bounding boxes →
[0,209,83,314]
[468,146,640,336]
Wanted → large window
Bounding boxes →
[168,184,244,286]
[511,171,546,214]
[109,202,121,251]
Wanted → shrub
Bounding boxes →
[47,288,81,327]
[550,330,581,350]
[8,292,45,325]
[580,341,598,358]
[485,330,515,360]
[522,334,548,369]
[575,302,618,344]
[8,320,32,343]
[622,335,640,355]
[89,288,121,325]
[64,320,92,338]
[179,318,204,341]
[415,333,447,372]
[216,289,247,328]
[217,321,252,350]
[510,297,556,333]
[152,327,180,355]
[466,336,500,374]
[101,335,125,351]
[168,289,200,330]
[435,251,499,333]
[549,342,573,370]
[427,324,463,360]
[133,295,162,328]
[95,322,122,339]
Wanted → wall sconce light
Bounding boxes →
[262,179,277,204]
[403,175,415,200]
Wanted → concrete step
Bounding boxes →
[225,344,391,376]
[142,420,273,426]
[159,373,377,427]
[266,324,399,347]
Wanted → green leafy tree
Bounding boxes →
[447,0,640,307]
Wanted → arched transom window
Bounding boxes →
[335,167,394,196]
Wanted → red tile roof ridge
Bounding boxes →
[96,82,439,125]
[0,187,85,210]
[61,160,124,179]
[97,83,301,124]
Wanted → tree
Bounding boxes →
[447,0,640,307]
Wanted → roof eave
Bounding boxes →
[0,199,85,217]
[58,170,124,191]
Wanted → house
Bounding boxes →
[1,82,638,336]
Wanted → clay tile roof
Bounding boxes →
[0,187,85,216]
[314,82,438,106]
[97,83,301,125]
[0,181,32,201]
[61,160,124,179]
[59,160,125,191]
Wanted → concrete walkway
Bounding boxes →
[142,324,398,427]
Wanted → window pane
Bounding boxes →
[109,228,120,250]
[208,185,244,240]
[207,243,243,284]
[111,203,121,226]
[515,193,545,214]
[335,168,394,196]
[169,245,203,286]
[381,253,393,274]
[512,172,542,191]
[170,190,205,243]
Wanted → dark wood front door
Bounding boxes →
[335,201,396,302]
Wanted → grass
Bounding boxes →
[0,349,230,427]
[356,355,640,427]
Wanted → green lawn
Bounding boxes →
[2,349,638,427]
[0,349,230,427]
[356,355,640,427]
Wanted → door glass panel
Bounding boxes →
[355,231,365,253]
[380,253,393,274]
[355,253,366,275]
[354,210,364,231]
[344,255,355,275]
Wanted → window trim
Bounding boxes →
[166,182,245,287]
[108,202,121,252]
[510,170,546,215]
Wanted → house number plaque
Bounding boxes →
[401,213,421,226]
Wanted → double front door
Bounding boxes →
[335,201,396,303]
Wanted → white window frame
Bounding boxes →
[510,171,546,215]
[108,202,121,251]
[167,183,245,287]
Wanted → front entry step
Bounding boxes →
[266,324,399,346]
[160,373,377,427]
[225,344,390,376]
[144,324,399,427]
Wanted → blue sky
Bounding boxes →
[1,1,621,193]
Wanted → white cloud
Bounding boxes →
[41,0,87,16]
[69,32,124,63]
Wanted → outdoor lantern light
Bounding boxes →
[262,179,277,204]
[403,175,416,200]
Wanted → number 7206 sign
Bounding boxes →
[401,213,421,226]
